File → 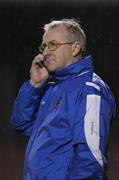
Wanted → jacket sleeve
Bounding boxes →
[67,85,116,180]
[10,81,44,137]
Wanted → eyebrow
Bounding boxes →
[42,40,59,44]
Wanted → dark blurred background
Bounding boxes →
[0,0,119,179]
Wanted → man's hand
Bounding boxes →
[30,54,49,87]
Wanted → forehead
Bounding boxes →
[43,26,69,42]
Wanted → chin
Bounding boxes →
[47,66,57,72]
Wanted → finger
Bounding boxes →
[32,54,44,64]
[36,62,44,68]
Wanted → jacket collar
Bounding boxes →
[50,55,93,81]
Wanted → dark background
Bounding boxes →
[0,1,119,179]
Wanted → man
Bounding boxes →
[11,19,116,180]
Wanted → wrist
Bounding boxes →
[30,79,45,88]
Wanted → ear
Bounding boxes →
[72,41,81,57]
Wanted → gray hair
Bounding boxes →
[44,18,86,56]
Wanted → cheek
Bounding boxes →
[56,48,71,61]
[56,53,66,67]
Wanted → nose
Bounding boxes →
[43,47,52,61]
[43,46,51,56]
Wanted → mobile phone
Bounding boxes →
[36,60,47,69]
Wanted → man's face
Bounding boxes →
[42,26,75,72]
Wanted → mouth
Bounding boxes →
[44,58,55,64]
[44,54,55,61]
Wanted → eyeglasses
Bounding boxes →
[38,40,74,53]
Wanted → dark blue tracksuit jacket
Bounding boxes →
[11,55,116,180]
